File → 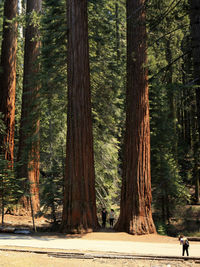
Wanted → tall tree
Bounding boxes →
[115,0,156,234]
[61,0,99,233]
[190,0,200,203]
[88,0,126,209]
[39,0,67,221]
[0,0,18,166]
[17,0,41,213]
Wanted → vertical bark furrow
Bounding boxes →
[17,0,41,213]
[61,0,99,233]
[115,0,156,235]
[0,0,18,165]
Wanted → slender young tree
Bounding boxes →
[17,0,41,213]
[115,0,156,234]
[190,0,200,203]
[61,0,99,233]
[0,0,18,166]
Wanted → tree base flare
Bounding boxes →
[115,215,156,235]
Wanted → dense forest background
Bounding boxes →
[0,0,200,234]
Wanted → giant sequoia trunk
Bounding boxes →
[0,0,17,166]
[61,0,99,233]
[190,0,200,203]
[115,0,156,234]
[17,0,41,213]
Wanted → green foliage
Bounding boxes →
[39,166,63,222]
[0,157,23,222]
[0,0,3,46]
[150,83,190,221]
[147,0,195,222]
[1,0,198,228]
[0,113,26,214]
[0,112,5,136]
[88,0,126,209]
[154,221,167,235]
[38,0,67,218]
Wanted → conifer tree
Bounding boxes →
[39,0,67,221]
[147,0,192,222]
[189,0,200,203]
[61,0,99,233]
[0,0,18,166]
[115,0,156,234]
[17,0,42,213]
[88,0,126,209]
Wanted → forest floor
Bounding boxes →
[0,214,200,266]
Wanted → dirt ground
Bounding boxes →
[1,214,179,243]
[0,250,198,267]
[0,215,199,266]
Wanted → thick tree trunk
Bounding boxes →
[17,0,41,213]
[115,0,156,235]
[0,0,18,166]
[61,0,99,233]
[190,0,200,203]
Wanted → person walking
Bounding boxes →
[109,209,115,228]
[179,234,189,256]
[101,208,107,228]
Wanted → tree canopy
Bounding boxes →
[0,0,199,234]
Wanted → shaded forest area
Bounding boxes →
[0,0,200,235]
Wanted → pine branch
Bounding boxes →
[147,23,190,52]
[149,0,183,32]
[149,50,191,82]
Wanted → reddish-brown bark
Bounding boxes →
[17,0,41,213]
[115,0,156,235]
[0,0,18,166]
[61,0,99,233]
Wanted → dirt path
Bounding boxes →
[0,231,200,266]
[0,232,200,257]
[1,215,200,266]
[0,249,198,267]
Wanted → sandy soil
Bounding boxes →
[0,215,199,266]
[2,214,179,243]
[0,250,198,267]
[81,231,178,243]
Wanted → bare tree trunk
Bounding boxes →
[190,0,200,203]
[0,0,18,166]
[165,38,177,155]
[1,182,5,226]
[61,0,99,233]
[17,0,41,213]
[115,0,156,235]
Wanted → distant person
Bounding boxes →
[179,234,189,256]
[101,208,107,228]
[109,209,115,228]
